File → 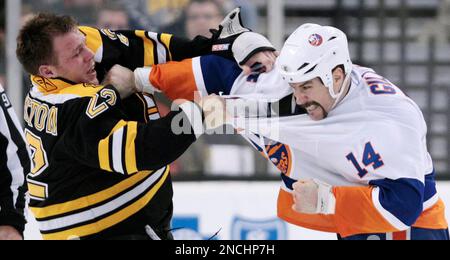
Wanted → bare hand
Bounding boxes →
[102,65,137,99]
[292,180,319,214]
[0,226,23,240]
[241,51,279,76]
[197,95,229,130]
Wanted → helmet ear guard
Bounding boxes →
[277,24,353,101]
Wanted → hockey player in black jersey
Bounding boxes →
[16,10,245,240]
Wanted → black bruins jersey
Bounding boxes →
[24,27,209,240]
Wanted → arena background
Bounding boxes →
[1,0,449,240]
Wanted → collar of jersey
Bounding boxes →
[30,75,91,95]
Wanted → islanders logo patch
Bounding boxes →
[250,136,293,176]
[308,34,323,47]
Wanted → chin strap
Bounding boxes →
[330,71,352,111]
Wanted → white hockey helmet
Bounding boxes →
[277,24,353,99]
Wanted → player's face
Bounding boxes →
[52,29,98,85]
[290,67,346,120]
[186,2,224,39]
[290,78,334,121]
[97,10,129,30]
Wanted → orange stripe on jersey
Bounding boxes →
[413,199,448,230]
[148,107,159,115]
[333,186,398,238]
[150,59,198,101]
[280,186,447,238]
[280,187,398,237]
[277,189,337,233]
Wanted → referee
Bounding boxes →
[0,84,30,240]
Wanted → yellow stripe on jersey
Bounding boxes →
[58,84,104,97]
[136,94,150,123]
[160,33,172,61]
[31,75,104,97]
[28,182,48,200]
[135,30,155,66]
[98,137,112,172]
[148,107,159,115]
[125,122,138,174]
[110,120,128,133]
[98,120,139,174]
[78,26,103,54]
[41,167,170,240]
[30,170,155,219]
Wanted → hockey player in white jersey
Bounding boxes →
[259,24,449,240]
[132,24,448,240]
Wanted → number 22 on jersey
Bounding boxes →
[346,142,384,178]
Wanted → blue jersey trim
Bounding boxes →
[370,178,424,226]
[200,55,242,95]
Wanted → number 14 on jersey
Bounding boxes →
[346,142,384,178]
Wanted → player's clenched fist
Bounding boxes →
[197,95,229,130]
[102,65,138,99]
[292,179,336,215]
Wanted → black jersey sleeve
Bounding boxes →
[61,85,204,175]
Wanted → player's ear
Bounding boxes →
[332,66,345,84]
[38,65,59,78]
[332,66,345,94]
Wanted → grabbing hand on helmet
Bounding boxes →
[241,50,279,76]
[232,31,276,72]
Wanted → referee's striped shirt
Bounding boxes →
[0,84,30,233]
